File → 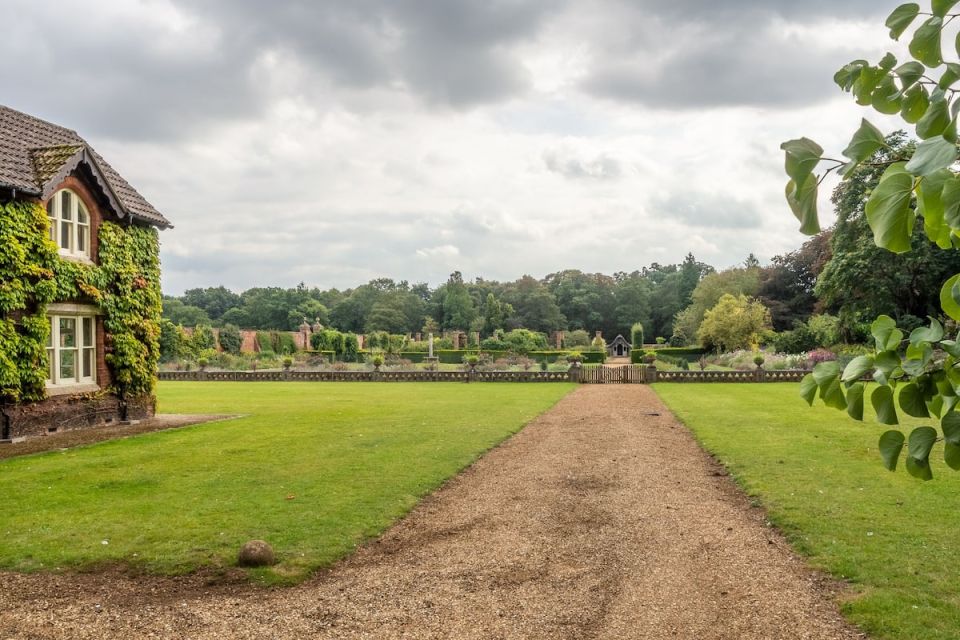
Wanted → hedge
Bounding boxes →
[650,346,707,360]
[359,349,607,365]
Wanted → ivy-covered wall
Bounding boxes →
[0,199,162,404]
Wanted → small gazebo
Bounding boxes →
[606,334,632,358]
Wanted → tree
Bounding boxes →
[162,298,211,326]
[180,286,242,321]
[758,233,831,331]
[672,267,761,343]
[783,0,960,478]
[437,272,476,330]
[697,294,771,352]
[217,324,242,355]
[502,276,565,333]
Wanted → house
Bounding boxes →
[0,105,171,441]
[606,334,632,358]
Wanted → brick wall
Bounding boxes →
[2,392,155,441]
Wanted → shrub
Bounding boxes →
[770,323,818,354]
[275,332,297,355]
[217,324,242,355]
[655,336,666,345]
[564,330,591,348]
[807,348,837,365]
[807,314,841,348]
[158,320,183,363]
[256,331,274,354]
[631,323,645,349]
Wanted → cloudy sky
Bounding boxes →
[4,0,899,294]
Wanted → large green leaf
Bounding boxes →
[842,355,874,382]
[812,360,841,386]
[865,163,915,253]
[819,377,848,411]
[895,60,926,89]
[781,138,823,186]
[800,373,818,406]
[871,76,903,114]
[910,317,945,345]
[910,16,944,67]
[854,66,885,105]
[942,175,960,228]
[932,0,960,17]
[916,96,951,138]
[900,382,931,417]
[941,410,960,444]
[906,454,934,479]
[872,385,900,425]
[872,315,904,351]
[879,430,905,471]
[918,169,954,248]
[835,60,868,91]
[846,383,865,421]
[887,3,921,39]
[905,136,958,176]
[944,442,960,470]
[842,119,887,176]
[875,349,902,375]
[785,174,820,235]
[901,84,930,123]
[907,426,938,480]
[940,273,960,321]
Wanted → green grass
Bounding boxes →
[0,381,573,583]
[654,383,960,640]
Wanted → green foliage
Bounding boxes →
[217,324,242,355]
[697,294,772,352]
[784,0,960,476]
[256,331,274,354]
[96,222,163,397]
[158,320,183,363]
[563,329,591,347]
[161,298,210,326]
[630,322,644,348]
[0,200,58,402]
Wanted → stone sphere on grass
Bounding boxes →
[238,540,276,567]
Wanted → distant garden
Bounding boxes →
[161,140,960,373]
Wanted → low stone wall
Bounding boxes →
[1,393,155,441]
[651,369,811,383]
[159,370,574,383]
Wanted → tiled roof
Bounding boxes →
[0,105,170,227]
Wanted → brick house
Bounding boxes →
[0,105,171,440]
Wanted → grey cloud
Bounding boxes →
[2,0,562,142]
[578,0,889,108]
[653,192,762,229]
[543,149,623,180]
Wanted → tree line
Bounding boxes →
[163,146,960,350]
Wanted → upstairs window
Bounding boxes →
[46,189,90,259]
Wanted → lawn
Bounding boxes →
[0,381,573,583]
[654,383,960,640]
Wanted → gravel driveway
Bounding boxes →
[0,385,865,639]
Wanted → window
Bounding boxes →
[46,315,96,388]
[46,189,90,259]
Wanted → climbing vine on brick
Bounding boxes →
[0,198,161,403]
[0,200,58,402]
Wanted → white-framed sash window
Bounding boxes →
[46,314,96,388]
[46,189,90,259]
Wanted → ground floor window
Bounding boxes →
[46,315,96,387]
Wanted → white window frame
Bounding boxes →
[45,313,97,390]
[46,189,91,260]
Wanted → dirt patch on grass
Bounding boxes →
[0,386,864,639]
[0,414,235,460]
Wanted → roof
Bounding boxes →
[0,105,170,228]
[607,334,632,348]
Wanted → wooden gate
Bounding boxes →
[579,365,646,384]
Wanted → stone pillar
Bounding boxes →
[357,334,365,350]
[471,331,480,347]
[415,332,422,342]
[428,333,434,358]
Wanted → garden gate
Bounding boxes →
[578,365,647,384]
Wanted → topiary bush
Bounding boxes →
[218,324,242,355]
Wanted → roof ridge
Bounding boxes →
[0,104,81,139]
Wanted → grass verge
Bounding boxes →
[0,381,574,584]
[654,382,960,640]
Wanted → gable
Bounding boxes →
[0,105,170,228]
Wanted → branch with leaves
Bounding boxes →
[784,1,960,479]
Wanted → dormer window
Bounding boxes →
[46,189,90,259]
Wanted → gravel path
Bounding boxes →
[0,386,865,639]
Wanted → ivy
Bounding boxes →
[0,199,161,404]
